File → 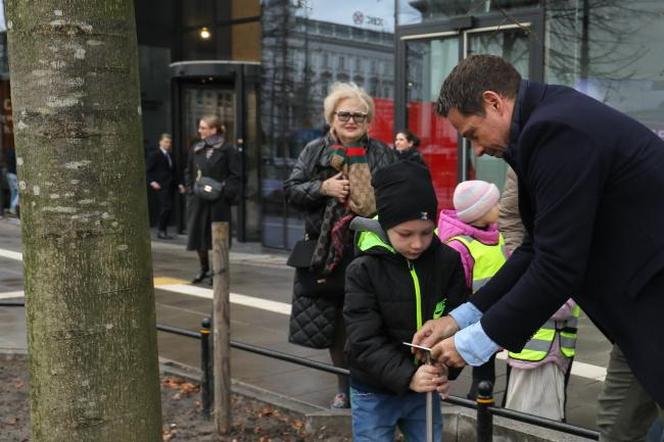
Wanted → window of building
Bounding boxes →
[545,1,664,141]
[398,0,541,25]
[260,2,395,248]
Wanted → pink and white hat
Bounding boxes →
[453,180,500,223]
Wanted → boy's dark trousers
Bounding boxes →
[467,353,496,400]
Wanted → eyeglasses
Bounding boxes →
[334,111,368,123]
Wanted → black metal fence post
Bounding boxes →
[476,380,494,442]
[200,317,212,417]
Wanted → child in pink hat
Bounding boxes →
[437,180,507,399]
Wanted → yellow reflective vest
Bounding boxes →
[448,234,509,293]
[508,304,580,361]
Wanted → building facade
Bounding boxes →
[3,1,664,248]
[260,0,397,247]
[262,0,664,248]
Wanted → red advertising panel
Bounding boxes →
[369,97,459,210]
[368,97,394,145]
[407,100,458,209]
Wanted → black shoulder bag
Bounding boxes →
[193,169,224,201]
[287,236,345,298]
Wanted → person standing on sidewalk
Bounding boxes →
[344,160,466,441]
[436,180,505,400]
[500,168,579,422]
[597,344,661,441]
[6,145,18,217]
[284,82,396,409]
[184,116,240,284]
[393,129,425,165]
[0,147,4,219]
[411,55,664,422]
[146,133,184,239]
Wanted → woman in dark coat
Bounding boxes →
[185,115,241,283]
[394,128,425,165]
[284,82,397,408]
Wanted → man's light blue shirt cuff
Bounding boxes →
[454,321,500,366]
[449,302,483,330]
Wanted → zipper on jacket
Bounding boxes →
[408,261,423,331]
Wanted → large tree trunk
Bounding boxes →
[5,1,162,440]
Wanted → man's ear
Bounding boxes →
[482,91,503,113]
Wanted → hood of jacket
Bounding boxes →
[437,209,500,245]
[350,216,439,263]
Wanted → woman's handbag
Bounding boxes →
[193,170,224,201]
[287,238,345,298]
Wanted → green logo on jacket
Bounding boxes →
[433,300,446,319]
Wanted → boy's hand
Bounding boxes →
[409,364,448,393]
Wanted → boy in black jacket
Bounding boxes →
[344,161,467,441]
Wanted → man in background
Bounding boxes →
[146,133,183,239]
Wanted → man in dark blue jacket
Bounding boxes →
[412,55,664,432]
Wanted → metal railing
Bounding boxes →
[0,300,600,440]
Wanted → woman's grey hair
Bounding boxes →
[323,82,375,125]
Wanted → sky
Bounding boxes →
[0,1,5,32]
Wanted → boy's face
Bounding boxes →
[387,219,435,261]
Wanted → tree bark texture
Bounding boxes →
[5,1,162,440]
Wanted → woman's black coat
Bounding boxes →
[284,134,397,348]
[185,138,241,251]
[284,134,396,238]
[397,147,426,166]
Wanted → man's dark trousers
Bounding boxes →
[156,186,173,233]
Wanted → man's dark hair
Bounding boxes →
[436,55,522,117]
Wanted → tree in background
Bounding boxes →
[5,1,162,440]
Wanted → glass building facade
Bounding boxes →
[260,0,397,248]
[122,0,664,248]
[395,0,664,212]
[4,1,664,247]
[134,0,262,241]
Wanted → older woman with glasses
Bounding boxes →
[284,82,396,409]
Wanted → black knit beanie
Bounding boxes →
[372,160,438,232]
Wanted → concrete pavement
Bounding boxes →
[0,217,612,431]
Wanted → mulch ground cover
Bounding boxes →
[0,357,350,441]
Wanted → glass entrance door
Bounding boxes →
[463,24,531,189]
[181,86,236,151]
[400,11,541,208]
[405,35,460,207]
